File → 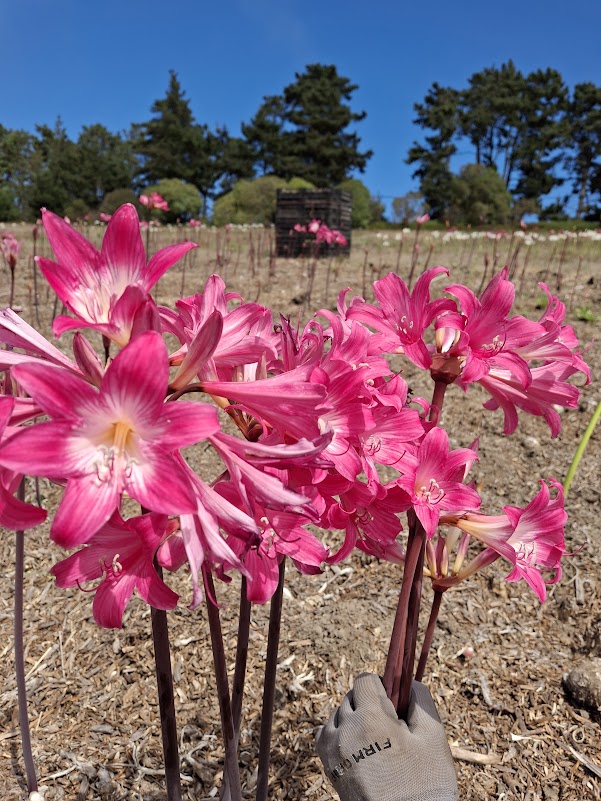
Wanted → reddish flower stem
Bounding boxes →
[151,568,182,801]
[221,578,251,801]
[429,380,448,425]
[256,558,286,801]
[9,265,15,309]
[384,517,420,707]
[14,480,38,794]
[415,590,444,682]
[231,578,251,737]
[203,567,243,801]
[397,532,425,720]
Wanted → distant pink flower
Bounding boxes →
[51,511,179,628]
[1,232,22,270]
[37,203,195,345]
[396,427,480,537]
[139,192,169,212]
[99,212,112,223]
[308,219,321,234]
[0,396,47,530]
[188,218,202,228]
[292,223,307,233]
[416,214,430,225]
[0,332,219,547]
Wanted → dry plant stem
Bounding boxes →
[306,246,318,306]
[397,532,425,720]
[256,559,286,801]
[415,590,444,682]
[203,567,243,801]
[407,225,421,289]
[32,234,41,328]
[14,483,38,794]
[423,243,434,271]
[569,253,583,312]
[556,237,568,292]
[179,249,188,297]
[151,568,182,801]
[518,246,532,297]
[361,248,369,298]
[324,256,333,307]
[464,236,477,279]
[395,234,404,274]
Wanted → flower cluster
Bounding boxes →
[0,204,589,630]
[139,192,170,212]
[1,231,22,270]
[292,219,347,246]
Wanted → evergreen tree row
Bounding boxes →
[1,62,600,223]
[0,65,372,222]
[407,61,601,222]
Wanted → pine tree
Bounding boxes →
[566,82,601,218]
[243,64,372,185]
[406,83,459,219]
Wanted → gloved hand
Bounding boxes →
[316,673,457,801]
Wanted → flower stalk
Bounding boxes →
[397,532,425,719]
[151,566,182,801]
[415,589,444,682]
[384,516,423,711]
[14,481,38,795]
[256,559,286,801]
[203,567,243,801]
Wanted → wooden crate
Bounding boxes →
[275,189,352,257]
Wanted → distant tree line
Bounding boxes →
[1,61,599,225]
[405,61,601,224]
[0,65,380,224]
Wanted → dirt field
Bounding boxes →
[0,222,599,800]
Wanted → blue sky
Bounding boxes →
[1,0,600,212]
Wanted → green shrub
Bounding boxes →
[213,176,287,226]
[287,176,316,190]
[65,199,91,222]
[449,165,512,226]
[337,178,371,228]
[100,188,140,216]
[145,178,201,223]
[0,186,20,221]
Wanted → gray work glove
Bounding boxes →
[316,673,457,801]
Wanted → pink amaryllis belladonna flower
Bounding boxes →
[396,426,481,538]
[0,331,219,547]
[0,396,47,530]
[37,203,194,345]
[51,511,180,628]
[346,267,455,370]
[447,479,567,602]
[139,192,170,212]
